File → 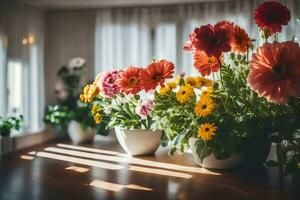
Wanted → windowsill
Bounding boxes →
[9,126,48,138]
[0,127,56,156]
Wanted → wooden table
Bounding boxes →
[0,135,299,200]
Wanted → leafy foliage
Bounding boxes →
[92,94,155,130]
[0,115,23,137]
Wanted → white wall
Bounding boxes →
[44,10,96,104]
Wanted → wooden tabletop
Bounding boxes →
[0,135,299,200]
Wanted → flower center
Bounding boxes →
[202,104,207,109]
[128,76,139,87]
[153,73,162,81]
[272,64,286,75]
[205,127,210,132]
[108,78,114,84]
[181,91,186,95]
[207,56,216,64]
[211,36,221,46]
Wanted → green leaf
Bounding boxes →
[276,144,286,167]
[265,160,279,167]
[196,140,212,163]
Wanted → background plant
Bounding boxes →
[44,58,109,135]
[0,115,23,137]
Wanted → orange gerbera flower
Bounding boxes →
[140,60,175,91]
[194,50,221,77]
[231,25,251,53]
[116,67,142,95]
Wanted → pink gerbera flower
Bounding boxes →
[95,70,120,97]
[135,99,154,119]
[248,41,300,104]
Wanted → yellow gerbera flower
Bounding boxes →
[195,77,213,88]
[167,82,177,89]
[93,113,102,124]
[91,104,101,115]
[176,84,195,103]
[159,87,170,96]
[195,96,215,117]
[201,87,214,98]
[185,77,197,87]
[197,123,217,141]
[80,84,100,103]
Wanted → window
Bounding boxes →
[0,33,45,134]
[7,60,23,116]
[0,34,6,117]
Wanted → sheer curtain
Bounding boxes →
[95,0,300,75]
[0,32,7,117]
[0,0,45,132]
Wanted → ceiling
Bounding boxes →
[23,0,235,9]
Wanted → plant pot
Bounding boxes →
[240,136,272,167]
[0,136,14,156]
[189,137,243,169]
[67,120,96,144]
[114,127,162,156]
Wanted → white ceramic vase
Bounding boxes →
[114,127,162,156]
[67,120,96,144]
[189,137,243,169]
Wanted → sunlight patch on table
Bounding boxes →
[28,151,36,155]
[36,152,123,170]
[65,166,90,173]
[57,143,126,157]
[129,166,192,179]
[20,155,34,160]
[89,180,152,192]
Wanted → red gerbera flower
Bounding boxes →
[193,23,232,57]
[140,60,175,91]
[194,51,222,77]
[183,31,197,52]
[254,1,290,35]
[116,67,142,95]
[231,25,251,53]
[248,41,300,104]
[215,20,234,31]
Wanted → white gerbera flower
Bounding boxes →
[68,57,86,69]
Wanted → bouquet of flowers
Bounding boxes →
[154,1,300,174]
[80,59,175,130]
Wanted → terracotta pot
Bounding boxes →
[115,127,162,156]
[67,120,96,144]
[189,137,243,169]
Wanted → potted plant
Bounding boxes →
[44,57,109,144]
[0,115,23,137]
[0,115,23,155]
[153,1,300,170]
[80,59,175,156]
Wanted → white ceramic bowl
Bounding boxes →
[189,137,243,169]
[115,127,162,156]
[67,120,96,144]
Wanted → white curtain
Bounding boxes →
[0,0,45,132]
[0,32,7,117]
[95,0,300,76]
